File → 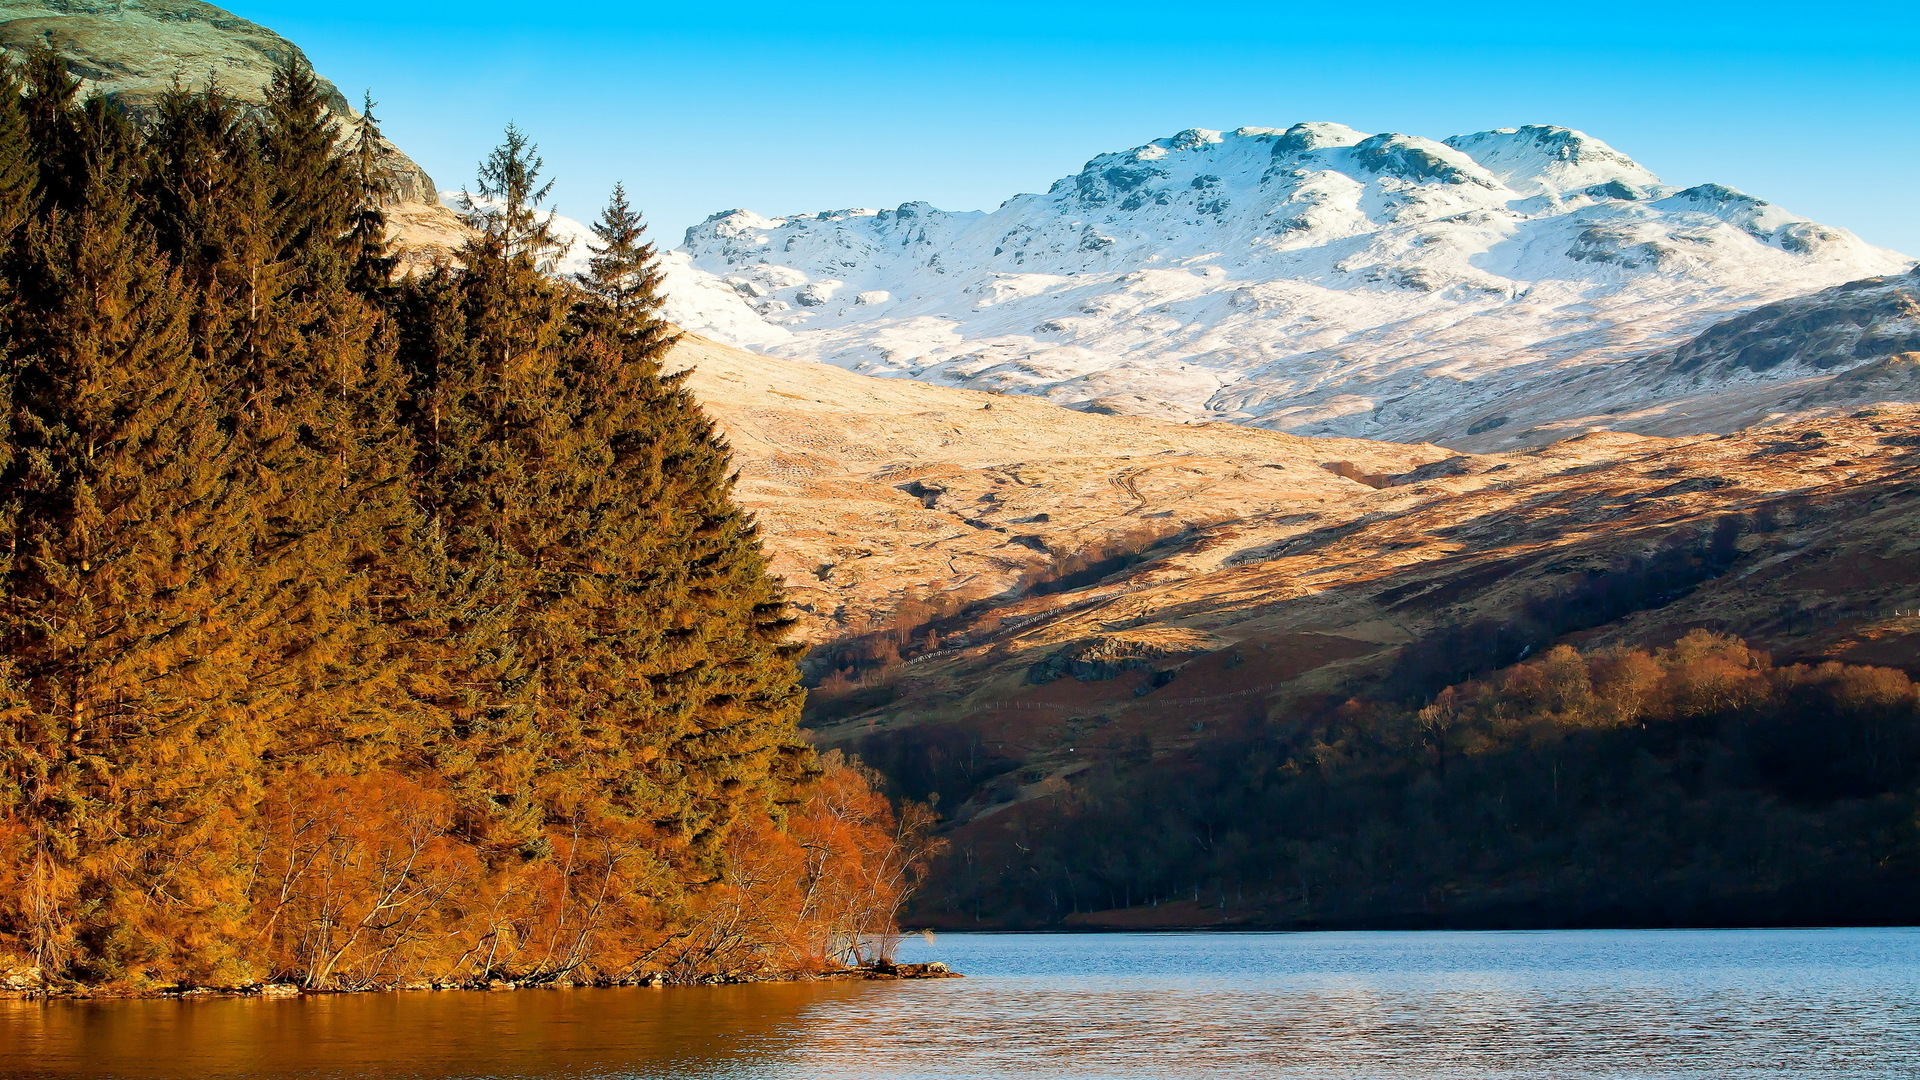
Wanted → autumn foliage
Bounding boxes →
[927,630,1920,928]
[0,51,933,991]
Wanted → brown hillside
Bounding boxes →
[666,332,1451,640]
[667,329,1919,838]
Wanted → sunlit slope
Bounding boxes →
[667,331,1449,639]
[790,397,1920,826]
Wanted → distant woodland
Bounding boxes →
[0,51,933,992]
[917,631,1920,928]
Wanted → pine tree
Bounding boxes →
[0,54,32,487]
[556,185,815,876]
[239,66,422,783]
[399,128,579,859]
[346,93,398,292]
[259,55,354,270]
[460,123,567,270]
[0,55,33,239]
[17,45,84,213]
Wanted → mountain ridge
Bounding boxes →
[662,122,1912,448]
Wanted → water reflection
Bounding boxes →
[2,929,1915,1079]
[0,981,860,1079]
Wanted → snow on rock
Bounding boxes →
[660,122,1913,446]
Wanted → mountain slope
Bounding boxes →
[664,123,1911,446]
[657,337,1920,930]
[790,399,1920,927]
[0,0,463,267]
[665,332,1446,641]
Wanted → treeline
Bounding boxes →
[1377,519,1745,703]
[0,51,929,991]
[920,631,1920,927]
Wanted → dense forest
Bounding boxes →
[917,632,1920,928]
[0,50,932,992]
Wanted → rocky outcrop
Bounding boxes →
[1460,267,1920,449]
[0,0,464,262]
[1027,629,1223,685]
[1655,268,1920,378]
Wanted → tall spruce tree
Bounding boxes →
[17,45,84,214]
[240,60,422,780]
[0,55,31,486]
[346,93,398,292]
[561,185,814,874]
[0,55,32,239]
[399,127,579,858]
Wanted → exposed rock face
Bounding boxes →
[665,123,1911,449]
[1659,268,1920,378]
[1464,267,1920,448]
[1026,628,1224,685]
[0,0,462,263]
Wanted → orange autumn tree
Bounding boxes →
[0,51,934,992]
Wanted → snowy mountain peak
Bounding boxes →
[1443,125,1660,196]
[658,121,1912,446]
[1350,132,1497,187]
[1269,121,1367,155]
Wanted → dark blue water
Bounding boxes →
[1,929,1915,1078]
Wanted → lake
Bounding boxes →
[1,929,1915,1078]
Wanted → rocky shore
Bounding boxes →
[0,961,960,999]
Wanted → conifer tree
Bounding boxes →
[557,185,814,873]
[259,56,353,270]
[240,67,422,782]
[461,122,566,269]
[0,55,31,486]
[17,46,78,204]
[347,93,398,292]
[0,55,33,239]
[400,127,579,859]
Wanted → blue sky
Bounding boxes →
[236,1,1920,254]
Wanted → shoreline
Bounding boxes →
[0,961,961,1001]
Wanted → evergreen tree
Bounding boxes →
[557,185,814,873]
[17,45,84,213]
[259,55,354,271]
[346,93,398,292]
[0,54,31,485]
[0,55,33,239]
[242,67,422,783]
[400,128,579,859]
[460,122,566,270]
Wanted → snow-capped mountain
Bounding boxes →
[657,123,1912,446]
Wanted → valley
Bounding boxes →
[668,328,1920,927]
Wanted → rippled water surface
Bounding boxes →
[2,929,1916,1079]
